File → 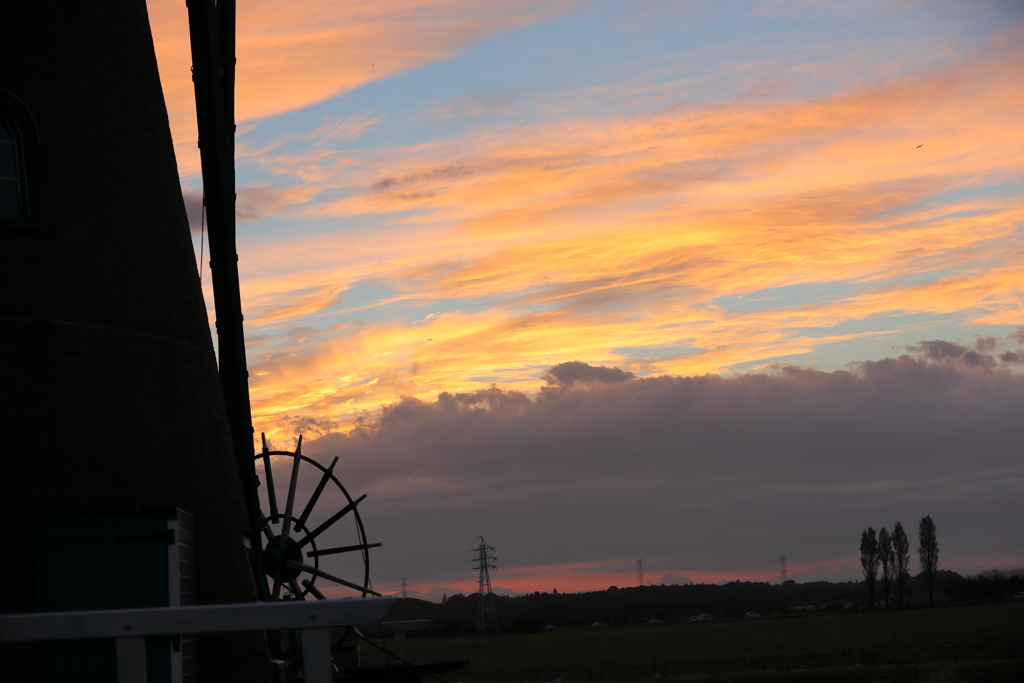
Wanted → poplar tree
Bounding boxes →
[918,515,939,606]
[878,527,894,609]
[859,527,880,609]
[892,522,911,607]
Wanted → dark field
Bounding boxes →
[363,602,1024,682]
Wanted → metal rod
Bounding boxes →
[307,543,381,558]
[284,560,381,596]
[279,436,303,551]
[297,456,338,529]
[259,509,276,543]
[296,494,366,549]
[261,432,278,519]
[302,579,327,600]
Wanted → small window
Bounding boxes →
[0,117,25,220]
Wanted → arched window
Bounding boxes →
[0,89,42,230]
[0,116,25,220]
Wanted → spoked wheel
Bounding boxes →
[254,434,380,600]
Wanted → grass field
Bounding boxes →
[362,602,1024,682]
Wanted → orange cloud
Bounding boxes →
[177,23,1024,440]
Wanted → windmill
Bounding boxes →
[0,2,377,681]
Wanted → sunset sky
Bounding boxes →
[149,0,1024,598]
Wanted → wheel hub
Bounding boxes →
[263,535,304,583]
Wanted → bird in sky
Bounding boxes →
[916,144,923,148]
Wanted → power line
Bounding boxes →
[374,555,472,569]
[374,561,477,585]
[371,548,470,561]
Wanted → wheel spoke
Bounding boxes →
[260,433,279,519]
[278,436,303,551]
[284,559,381,596]
[257,509,276,543]
[302,579,326,600]
[254,436,376,604]
[296,494,366,549]
[307,542,381,558]
[271,575,283,600]
[297,456,338,529]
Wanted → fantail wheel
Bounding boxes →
[253,433,380,600]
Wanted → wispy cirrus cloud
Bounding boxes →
[309,42,1023,229]
[148,0,581,176]
[427,87,529,119]
[299,110,386,145]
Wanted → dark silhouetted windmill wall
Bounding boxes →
[1,2,269,681]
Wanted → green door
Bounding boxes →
[38,513,177,683]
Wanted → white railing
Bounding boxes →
[0,597,394,683]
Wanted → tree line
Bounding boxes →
[859,515,938,609]
[383,565,1021,636]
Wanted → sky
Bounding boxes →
[148,0,1024,598]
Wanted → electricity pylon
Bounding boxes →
[472,536,499,635]
[636,559,645,587]
[400,578,408,599]
[779,556,788,581]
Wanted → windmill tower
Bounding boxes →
[1,2,269,681]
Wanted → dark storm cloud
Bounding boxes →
[433,385,534,413]
[371,164,481,193]
[909,339,970,361]
[235,185,288,223]
[907,339,997,368]
[306,336,1024,575]
[368,152,585,196]
[542,361,636,387]
[182,187,204,234]
[182,185,286,233]
[278,414,339,441]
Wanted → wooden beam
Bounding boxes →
[0,597,394,642]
